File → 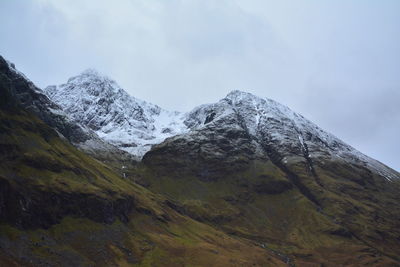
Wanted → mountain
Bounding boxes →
[140,90,400,265]
[2,55,400,266]
[0,56,283,266]
[44,70,187,158]
[45,71,399,182]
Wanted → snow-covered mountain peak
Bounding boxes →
[44,76,398,181]
[177,90,398,181]
[184,90,300,133]
[225,89,255,100]
[44,71,187,157]
[225,90,293,115]
[69,68,106,81]
[61,68,128,98]
[79,68,101,76]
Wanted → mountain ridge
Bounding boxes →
[45,71,399,181]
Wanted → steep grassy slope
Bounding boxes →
[141,139,400,266]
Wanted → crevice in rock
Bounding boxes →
[259,139,321,207]
[296,131,324,188]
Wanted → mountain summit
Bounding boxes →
[45,69,187,157]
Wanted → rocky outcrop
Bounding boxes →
[0,176,136,229]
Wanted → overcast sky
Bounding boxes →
[1,0,399,171]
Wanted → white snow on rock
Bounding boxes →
[45,74,399,181]
[45,69,189,157]
[192,90,398,181]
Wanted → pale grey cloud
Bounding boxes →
[0,0,399,170]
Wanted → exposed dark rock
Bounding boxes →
[204,112,216,124]
[0,176,136,229]
[0,56,90,144]
[253,179,293,194]
[327,227,353,238]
